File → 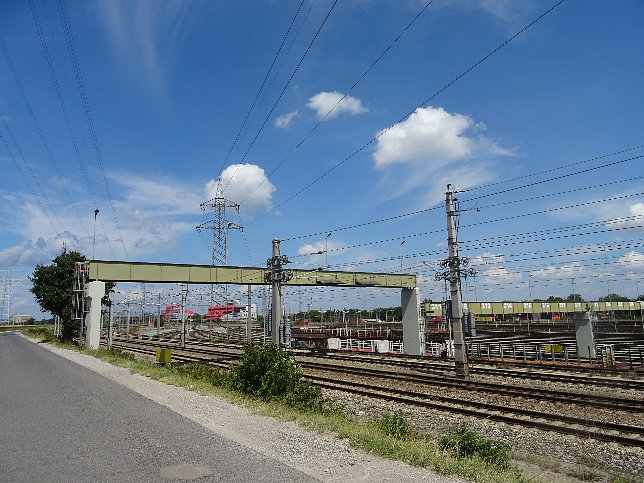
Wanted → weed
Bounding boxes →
[378,411,409,440]
[23,326,56,342]
[439,424,510,470]
[578,455,607,470]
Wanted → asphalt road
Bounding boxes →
[0,332,318,482]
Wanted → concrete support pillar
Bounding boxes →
[84,281,105,350]
[402,287,425,356]
[574,310,596,358]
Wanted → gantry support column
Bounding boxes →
[446,186,469,377]
[402,287,425,356]
[574,310,596,359]
[266,239,292,346]
[84,281,105,350]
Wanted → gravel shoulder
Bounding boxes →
[26,337,462,483]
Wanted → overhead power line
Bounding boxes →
[221,0,340,194]
[249,0,567,223]
[216,0,307,177]
[57,0,129,260]
[241,0,438,206]
[460,154,643,203]
[461,144,643,193]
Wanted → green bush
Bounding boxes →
[229,343,321,408]
[439,424,510,470]
[378,411,409,440]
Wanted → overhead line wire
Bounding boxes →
[461,144,644,193]
[216,0,307,177]
[222,0,340,193]
[240,0,437,205]
[284,171,642,244]
[249,0,566,224]
[461,191,644,231]
[289,192,644,258]
[0,132,60,235]
[472,176,643,211]
[57,0,129,260]
[460,155,643,203]
[282,205,442,241]
[461,223,644,252]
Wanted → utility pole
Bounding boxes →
[126,301,131,341]
[157,293,161,337]
[107,292,113,349]
[181,284,187,348]
[247,284,252,341]
[439,185,474,378]
[265,239,292,346]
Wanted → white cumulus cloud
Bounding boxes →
[274,111,299,128]
[617,251,644,269]
[306,91,368,120]
[530,262,587,280]
[373,106,510,168]
[208,164,276,215]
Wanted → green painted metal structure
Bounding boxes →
[424,300,644,317]
[88,260,417,288]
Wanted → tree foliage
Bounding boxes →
[30,251,113,340]
[30,251,86,319]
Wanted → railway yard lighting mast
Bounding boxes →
[400,240,405,273]
[92,209,99,259]
[325,232,332,269]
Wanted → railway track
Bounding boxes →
[109,335,644,390]
[104,337,644,447]
[300,351,644,391]
[297,360,644,413]
[310,376,644,448]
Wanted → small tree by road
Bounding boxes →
[30,250,112,340]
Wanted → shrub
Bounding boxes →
[378,411,410,440]
[439,424,510,470]
[229,343,321,408]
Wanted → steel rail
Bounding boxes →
[297,361,644,413]
[308,375,644,448]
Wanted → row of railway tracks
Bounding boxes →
[104,335,644,448]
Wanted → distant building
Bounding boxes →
[205,301,257,322]
[160,305,194,322]
[10,314,32,324]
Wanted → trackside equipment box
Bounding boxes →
[156,348,172,363]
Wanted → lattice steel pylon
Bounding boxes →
[73,261,89,341]
[196,180,243,321]
[196,179,242,266]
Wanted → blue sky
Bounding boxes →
[1,0,643,318]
